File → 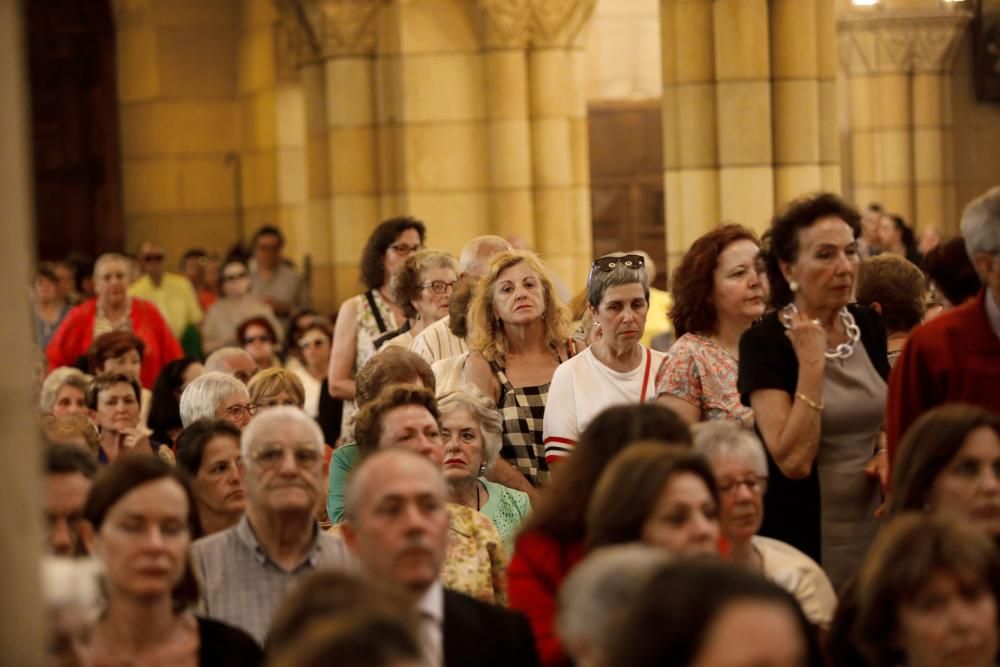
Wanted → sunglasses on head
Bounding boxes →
[587,254,645,286]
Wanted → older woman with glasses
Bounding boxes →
[201,260,281,355]
[377,249,459,351]
[328,217,426,436]
[180,371,255,429]
[543,253,665,464]
[694,421,837,631]
[247,367,305,412]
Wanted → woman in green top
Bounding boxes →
[438,387,531,555]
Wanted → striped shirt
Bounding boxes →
[410,316,468,364]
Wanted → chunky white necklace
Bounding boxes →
[779,304,860,360]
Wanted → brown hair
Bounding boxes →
[669,224,761,337]
[390,249,458,319]
[887,404,1000,518]
[466,250,572,363]
[447,279,477,339]
[359,217,427,290]
[354,347,436,407]
[353,384,440,458]
[585,442,719,551]
[237,316,279,345]
[855,512,1000,667]
[83,456,202,608]
[88,331,145,373]
[855,254,925,334]
[85,372,141,410]
[247,367,305,407]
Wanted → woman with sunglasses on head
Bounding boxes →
[201,259,282,355]
[375,249,459,351]
[327,217,426,437]
[543,253,665,464]
[289,318,334,418]
[656,224,767,429]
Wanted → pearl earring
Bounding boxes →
[789,279,800,292]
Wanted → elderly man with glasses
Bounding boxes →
[190,407,353,644]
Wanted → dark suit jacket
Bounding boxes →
[443,589,540,667]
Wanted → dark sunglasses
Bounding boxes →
[223,272,248,282]
[243,335,272,345]
[587,254,645,286]
[142,254,164,262]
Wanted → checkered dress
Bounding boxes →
[490,360,550,487]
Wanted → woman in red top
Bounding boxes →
[508,402,691,666]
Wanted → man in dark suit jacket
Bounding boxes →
[342,448,539,667]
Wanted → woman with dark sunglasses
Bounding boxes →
[201,259,282,355]
[542,253,666,465]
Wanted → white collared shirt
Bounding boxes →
[416,579,445,667]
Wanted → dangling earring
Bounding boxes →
[789,279,799,292]
[593,320,600,328]
[479,462,487,474]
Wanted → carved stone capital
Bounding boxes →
[529,0,597,48]
[838,8,972,75]
[276,0,384,65]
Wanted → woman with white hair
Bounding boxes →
[377,249,459,350]
[693,420,837,630]
[438,387,531,554]
[179,371,255,429]
[39,367,91,417]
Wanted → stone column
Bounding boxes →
[838,7,970,231]
[0,0,45,663]
[528,0,596,288]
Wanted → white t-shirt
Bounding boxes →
[543,345,665,463]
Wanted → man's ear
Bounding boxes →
[339,520,358,553]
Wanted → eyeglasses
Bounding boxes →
[251,444,321,469]
[389,243,421,255]
[215,403,258,419]
[717,476,768,496]
[243,335,272,345]
[142,254,164,262]
[298,336,329,349]
[223,272,248,282]
[587,254,645,286]
[420,280,457,295]
[256,398,302,409]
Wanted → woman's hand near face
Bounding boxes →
[118,428,151,454]
[784,311,826,370]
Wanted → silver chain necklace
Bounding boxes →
[779,304,860,360]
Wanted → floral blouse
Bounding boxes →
[656,332,754,429]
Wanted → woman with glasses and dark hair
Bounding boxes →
[694,421,837,631]
[201,259,282,355]
[657,224,767,429]
[148,357,205,447]
[464,250,574,498]
[82,455,262,665]
[376,249,459,351]
[327,217,426,436]
[176,419,245,537]
[543,253,665,463]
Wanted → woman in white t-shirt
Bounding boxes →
[543,254,665,464]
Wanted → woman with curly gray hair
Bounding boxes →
[377,249,459,351]
[438,386,531,554]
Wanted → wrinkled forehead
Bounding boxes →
[364,457,447,502]
[246,420,318,452]
[95,258,128,278]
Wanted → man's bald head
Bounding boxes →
[459,236,513,279]
[343,448,446,521]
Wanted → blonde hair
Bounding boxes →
[247,367,305,407]
[466,250,572,363]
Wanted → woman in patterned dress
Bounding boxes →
[327,217,425,436]
[656,224,768,428]
[464,250,574,502]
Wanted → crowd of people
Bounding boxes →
[33,185,1000,667]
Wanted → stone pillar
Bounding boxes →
[0,0,45,663]
[528,0,596,288]
[838,7,970,231]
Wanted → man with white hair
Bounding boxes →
[204,346,258,384]
[342,448,538,667]
[887,185,1000,458]
[190,407,352,643]
[409,235,512,364]
[179,371,255,429]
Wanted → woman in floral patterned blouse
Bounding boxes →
[656,224,767,428]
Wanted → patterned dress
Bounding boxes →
[490,361,550,487]
[655,332,754,429]
[340,289,400,435]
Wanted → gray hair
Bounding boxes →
[39,367,92,413]
[692,420,768,477]
[240,405,324,460]
[459,236,513,277]
[93,253,129,279]
[587,253,650,308]
[204,347,255,374]
[436,385,503,472]
[557,544,672,661]
[343,448,447,522]
[961,185,1000,259]
[179,371,249,427]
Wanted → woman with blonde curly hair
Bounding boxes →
[377,249,459,351]
[464,250,574,498]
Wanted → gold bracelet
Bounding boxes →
[795,392,824,411]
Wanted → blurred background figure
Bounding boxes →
[41,556,101,667]
[202,260,282,355]
[129,240,203,358]
[248,225,309,329]
[855,254,926,366]
[34,262,70,351]
[877,214,922,266]
[922,236,981,320]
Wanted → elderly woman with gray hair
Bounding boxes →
[693,420,837,630]
[438,387,531,554]
[179,371,255,429]
[543,253,665,464]
[39,366,92,417]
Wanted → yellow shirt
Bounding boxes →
[641,286,674,348]
[129,273,203,339]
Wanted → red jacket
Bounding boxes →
[508,530,584,667]
[887,289,1000,462]
[46,298,183,389]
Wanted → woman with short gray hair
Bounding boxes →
[39,367,92,417]
[694,420,837,630]
[377,249,459,351]
[438,387,530,554]
[543,254,665,462]
[179,371,254,429]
